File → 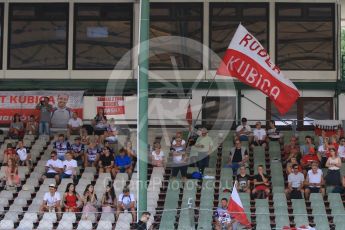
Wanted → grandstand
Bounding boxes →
[0,0,344,229]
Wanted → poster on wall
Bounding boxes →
[0,91,84,124]
[97,96,125,115]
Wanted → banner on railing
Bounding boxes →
[0,91,84,124]
[96,96,125,115]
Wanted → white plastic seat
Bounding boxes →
[0,220,14,230]
[18,190,32,199]
[61,212,76,223]
[100,212,115,223]
[56,221,73,230]
[13,198,28,207]
[0,190,14,199]
[23,212,38,222]
[42,212,57,223]
[0,198,9,207]
[37,221,53,230]
[3,211,19,222]
[77,220,93,230]
[17,220,33,230]
[97,220,112,230]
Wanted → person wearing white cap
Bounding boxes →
[40,184,62,218]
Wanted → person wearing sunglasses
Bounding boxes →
[42,150,63,184]
[285,164,305,199]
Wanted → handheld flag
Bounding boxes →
[186,103,192,126]
[217,24,299,115]
[228,182,251,227]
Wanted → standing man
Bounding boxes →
[51,94,72,129]
[36,96,53,135]
[194,128,214,175]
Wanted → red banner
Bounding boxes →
[217,24,300,115]
[0,91,84,124]
[97,96,125,115]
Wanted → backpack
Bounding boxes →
[191,171,202,179]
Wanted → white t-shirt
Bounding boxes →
[253,129,266,140]
[288,172,304,188]
[173,151,185,163]
[43,192,61,207]
[118,193,135,207]
[152,150,164,161]
[16,148,28,161]
[63,159,77,175]
[46,159,63,173]
[236,125,251,135]
[307,169,323,187]
[68,118,83,128]
[338,145,345,158]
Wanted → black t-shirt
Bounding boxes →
[231,148,247,163]
[254,174,268,187]
[100,154,113,167]
[136,221,147,230]
[237,174,250,189]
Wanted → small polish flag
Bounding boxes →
[186,103,192,126]
[228,182,251,228]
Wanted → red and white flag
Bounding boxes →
[186,102,192,126]
[228,183,251,227]
[217,24,299,115]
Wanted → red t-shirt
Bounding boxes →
[4,148,16,156]
[301,154,319,165]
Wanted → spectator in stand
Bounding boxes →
[36,96,53,136]
[103,140,115,155]
[318,137,331,168]
[4,143,18,165]
[84,142,100,167]
[325,148,342,187]
[235,117,252,142]
[117,187,136,223]
[194,128,214,175]
[4,158,20,188]
[9,113,24,139]
[283,136,300,163]
[172,131,186,149]
[40,184,62,218]
[62,183,81,212]
[16,140,31,166]
[227,140,249,175]
[125,141,136,158]
[304,162,325,200]
[301,148,320,174]
[171,138,188,181]
[137,212,151,230]
[53,134,71,161]
[61,152,77,180]
[251,121,267,149]
[338,137,345,162]
[252,165,270,199]
[80,128,90,145]
[151,143,165,167]
[67,111,83,138]
[214,198,238,230]
[266,120,283,144]
[113,148,132,177]
[25,115,38,135]
[82,184,98,219]
[285,164,305,199]
[286,157,302,175]
[235,166,251,193]
[92,108,108,135]
[51,94,72,129]
[71,137,85,166]
[333,176,345,194]
[102,118,119,144]
[42,150,63,184]
[98,147,114,174]
[101,182,116,212]
[300,136,315,156]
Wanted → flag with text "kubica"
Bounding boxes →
[216,24,299,115]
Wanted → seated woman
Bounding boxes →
[84,142,100,167]
[252,165,270,199]
[25,115,38,135]
[9,114,25,139]
[92,108,108,136]
[325,148,342,187]
[5,158,20,188]
[125,141,136,159]
[82,184,98,219]
[151,143,165,167]
[98,147,114,174]
[102,118,119,144]
[16,140,31,166]
[4,143,18,165]
[266,120,283,144]
[101,183,116,212]
[62,183,81,212]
